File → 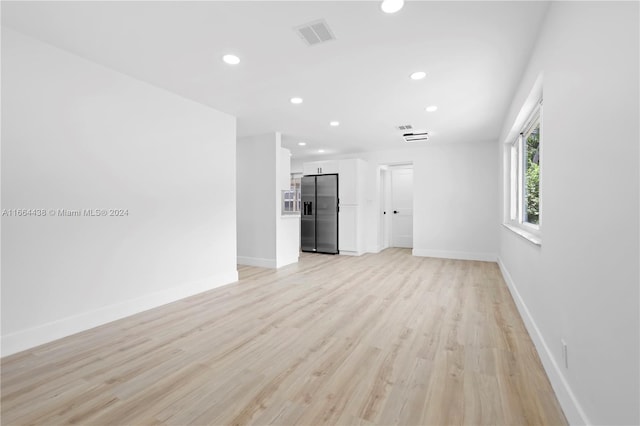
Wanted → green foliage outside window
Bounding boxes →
[525,127,540,224]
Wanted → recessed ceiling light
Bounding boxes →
[426,105,438,112]
[410,71,426,80]
[222,54,240,65]
[290,97,303,104]
[330,121,340,127]
[298,142,307,146]
[381,0,404,14]
[318,149,325,153]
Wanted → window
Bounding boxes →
[507,101,541,239]
[281,174,302,215]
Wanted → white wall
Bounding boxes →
[344,144,497,259]
[276,143,299,268]
[412,142,498,260]
[295,142,498,261]
[1,29,238,356]
[276,215,300,268]
[497,2,639,424]
[290,159,303,175]
[237,134,277,267]
[237,132,299,268]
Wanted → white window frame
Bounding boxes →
[505,100,542,244]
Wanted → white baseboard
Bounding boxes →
[276,255,299,268]
[340,250,364,257]
[1,270,238,358]
[366,245,384,254]
[237,256,277,268]
[412,248,497,262]
[497,257,590,426]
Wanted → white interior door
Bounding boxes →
[391,168,413,248]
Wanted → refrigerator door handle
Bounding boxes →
[304,201,313,216]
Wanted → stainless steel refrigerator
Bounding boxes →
[301,174,339,254]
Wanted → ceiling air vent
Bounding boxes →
[397,124,413,131]
[294,19,336,46]
[402,132,430,143]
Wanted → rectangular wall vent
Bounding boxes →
[397,124,413,131]
[294,19,336,46]
[402,132,430,143]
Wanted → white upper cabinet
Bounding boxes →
[302,160,338,176]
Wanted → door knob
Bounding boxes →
[393,210,399,214]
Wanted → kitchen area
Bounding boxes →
[236,131,368,269]
[295,158,367,257]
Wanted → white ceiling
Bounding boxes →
[2,1,549,160]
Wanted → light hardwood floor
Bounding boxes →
[1,249,567,425]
